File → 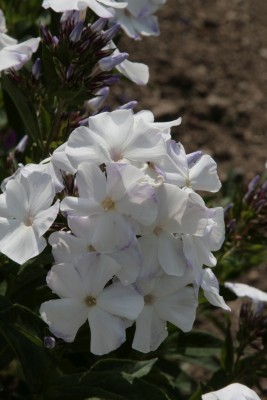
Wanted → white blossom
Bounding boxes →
[202,383,261,400]
[0,172,59,264]
[42,0,127,19]
[200,268,230,311]
[224,282,267,304]
[40,254,144,355]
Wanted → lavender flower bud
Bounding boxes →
[118,101,138,110]
[32,58,41,79]
[102,24,121,42]
[98,53,129,71]
[15,135,28,153]
[40,24,53,45]
[69,21,84,42]
[91,18,107,32]
[103,75,121,85]
[65,64,74,81]
[44,336,56,349]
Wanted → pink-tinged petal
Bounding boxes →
[158,232,187,276]
[76,162,107,200]
[49,230,87,264]
[201,269,230,311]
[0,219,46,264]
[46,263,87,300]
[66,126,110,169]
[98,282,144,319]
[33,200,59,237]
[155,287,197,332]
[189,155,221,192]
[40,298,88,342]
[132,306,167,353]
[5,179,28,220]
[91,212,136,252]
[88,307,125,355]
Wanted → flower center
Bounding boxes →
[101,197,115,211]
[84,295,96,307]
[24,215,33,226]
[153,226,163,236]
[87,244,96,252]
[144,294,155,305]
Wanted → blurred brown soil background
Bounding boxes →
[116,0,267,182]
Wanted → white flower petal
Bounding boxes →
[225,282,267,303]
[98,282,143,319]
[88,306,125,355]
[40,298,88,342]
[202,383,261,400]
[132,305,167,353]
[158,232,187,276]
[155,287,197,332]
[189,155,221,193]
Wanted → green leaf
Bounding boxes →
[0,303,53,393]
[1,74,42,145]
[220,322,233,373]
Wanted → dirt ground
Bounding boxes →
[116,0,267,182]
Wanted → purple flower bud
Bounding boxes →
[15,135,28,153]
[98,53,129,71]
[102,24,121,42]
[91,18,107,32]
[69,21,84,42]
[103,75,120,85]
[52,36,59,46]
[32,58,41,79]
[227,218,236,232]
[65,64,74,81]
[44,336,56,349]
[262,181,267,191]
[40,24,53,45]
[224,202,233,215]
[186,151,203,167]
[118,101,138,110]
[248,174,260,192]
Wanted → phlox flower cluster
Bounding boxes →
[0,108,228,355]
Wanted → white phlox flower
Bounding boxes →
[49,215,142,285]
[0,172,59,264]
[181,203,225,281]
[200,268,230,311]
[132,269,197,353]
[40,253,144,355]
[42,0,127,19]
[110,0,161,40]
[164,141,221,192]
[0,10,40,72]
[64,109,168,170]
[224,282,267,304]
[202,383,261,400]
[138,183,189,276]
[60,161,158,251]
